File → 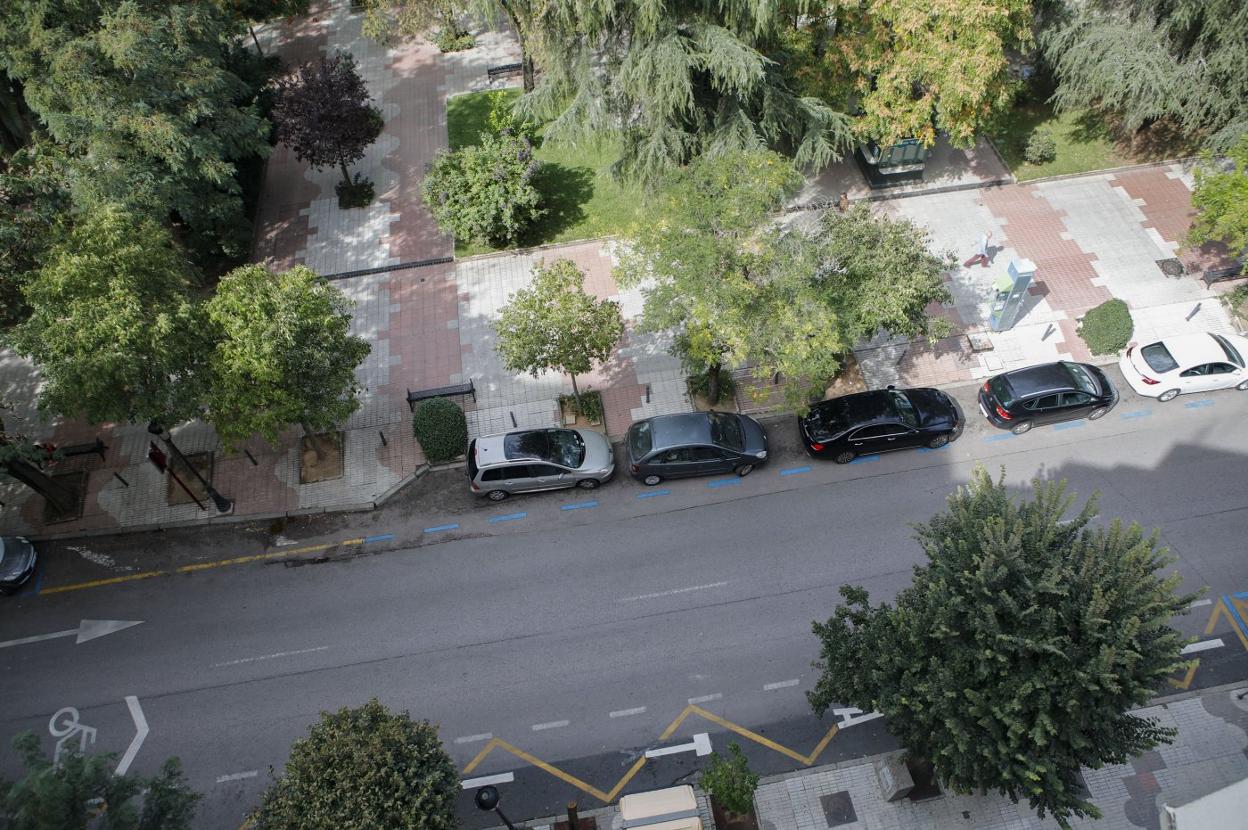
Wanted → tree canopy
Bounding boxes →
[252,699,458,830]
[1187,135,1248,256]
[808,467,1195,827]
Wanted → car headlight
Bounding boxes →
[755,450,767,459]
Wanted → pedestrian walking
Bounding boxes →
[963,231,992,268]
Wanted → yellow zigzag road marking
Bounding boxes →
[461,704,839,804]
[1169,596,1248,689]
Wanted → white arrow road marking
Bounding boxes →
[0,619,143,650]
[462,772,514,789]
[833,707,884,728]
[216,770,258,784]
[115,696,148,776]
[645,732,712,759]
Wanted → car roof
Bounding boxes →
[1148,333,1237,367]
[640,413,716,449]
[813,390,895,426]
[1002,362,1076,396]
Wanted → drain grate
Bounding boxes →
[1156,258,1185,278]
[820,791,858,827]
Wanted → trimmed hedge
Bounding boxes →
[1077,298,1133,355]
[412,397,467,464]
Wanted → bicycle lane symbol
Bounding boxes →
[49,707,97,767]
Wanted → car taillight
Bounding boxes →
[810,442,824,452]
[1141,375,1159,385]
[982,381,991,394]
[994,404,1012,420]
[470,481,478,491]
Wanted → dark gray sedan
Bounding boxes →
[626,412,768,485]
[0,536,37,595]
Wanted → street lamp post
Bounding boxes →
[147,421,233,514]
[474,786,518,830]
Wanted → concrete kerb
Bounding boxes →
[1021,155,1202,187]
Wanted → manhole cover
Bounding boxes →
[820,791,858,827]
[1156,258,1185,278]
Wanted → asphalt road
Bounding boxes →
[3,371,1248,828]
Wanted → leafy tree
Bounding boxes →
[204,264,370,449]
[0,141,71,326]
[1043,0,1248,152]
[5,205,209,425]
[422,128,543,245]
[212,0,311,54]
[252,698,457,830]
[829,0,1033,148]
[1,731,199,830]
[700,742,759,815]
[361,0,472,50]
[1187,135,1248,256]
[270,53,384,190]
[495,257,624,404]
[808,468,1196,828]
[0,0,272,260]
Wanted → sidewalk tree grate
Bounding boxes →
[1156,258,1186,278]
[819,791,857,827]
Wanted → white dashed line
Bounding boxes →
[216,770,258,783]
[461,772,514,789]
[212,646,328,667]
[531,720,570,731]
[453,733,493,745]
[763,679,800,691]
[688,693,722,705]
[610,707,647,719]
[1190,599,1213,608]
[620,582,728,603]
[1181,638,1225,655]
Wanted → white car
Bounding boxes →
[1118,332,1248,401]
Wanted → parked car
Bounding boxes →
[467,427,615,501]
[978,361,1118,435]
[799,386,963,464]
[1118,332,1248,401]
[627,411,768,486]
[0,536,37,595]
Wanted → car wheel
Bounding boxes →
[1010,421,1033,435]
[486,489,508,501]
[1237,379,1248,391]
[1158,388,1180,402]
[735,463,754,477]
[1087,407,1108,420]
[643,474,662,486]
[576,478,600,490]
[834,451,855,464]
[927,434,950,449]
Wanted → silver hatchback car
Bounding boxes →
[468,428,615,501]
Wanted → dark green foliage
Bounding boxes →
[1077,298,1133,355]
[1,731,200,830]
[701,742,759,815]
[434,27,474,52]
[0,141,70,326]
[252,698,458,830]
[1024,129,1058,164]
[687,367,736,406]
[1187,135,1248,256]
[559,389,604,423]
[422,130,545,245]
[808,468,1195,828]
[412,397,468,463]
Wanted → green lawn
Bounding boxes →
[445,89,647,256]
[988,104,1135,182]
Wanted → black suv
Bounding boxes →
[978,361,1117,435]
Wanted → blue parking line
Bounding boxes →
[1222,596,1248,644]
[561,500,599,511]
[1119,410,1151,419]
[780,465,812,476]
[31,561,43,596]
[707,478,742,488]
[849,454,880,464]
[636,489,671,499]
[916,445,948,454]
[1234,591,1248,600]
[1184,398,1214,409]
[423,523,459,533]
[1054,421,1085,431]
[983,433,1015,442]
[364,533,395,544]
[489,512,527,524]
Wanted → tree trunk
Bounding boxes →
[338,159,353,188]
[707,362,722,405]
[498,0,535,93]
[570,374,582,412]
[249,24,264,56]
[4,460,77,515]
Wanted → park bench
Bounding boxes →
[406,380,476,413]
[486,62,523,81]
[1202,263,1243,286]
[39,438,108,461]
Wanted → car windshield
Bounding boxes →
[889,390,918,428]
[628,421,653,459]
[546,429,585,467]
[1063,362,1098,395]
[987,375,1016,407]
[1212,334,1245,367]
[504,430,584,467]
[1141,342,1178,373]
[707,412,744,451]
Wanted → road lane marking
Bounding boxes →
[636,489,671,499]
[40,571,166,594]
[454,733,493,745]
[216,770,258,783]
[424,523,459,533]
[707,478,741,488]
[489,512,527,523]
[1053,421,1085,431]
[0,619,144,650]
[561,500,598,510]
[116,697,148,776]
[780,466,811,476]
[763,679,800,691]
[610,707,647,718]
[212,646,329,667]
[916,445,948,454]
[531,720,570,731]
[645,733,711,758]
[461,772,514,789]
[1181,638,1224,655]
[620,582,728,603]
[687,693,722,705]
[1184,398,1214,409]
[1190,599,1213,608]
[849,455,880,464]
[1120,410,1151,419]
[363,533,394,544]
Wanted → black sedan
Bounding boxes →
[799,386,963,464]
[978,361,1117,435]
[627,412,768,485]
[0,536,37,595]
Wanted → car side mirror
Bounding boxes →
[886,384,896,390]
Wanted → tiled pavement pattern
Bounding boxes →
[754,687,1248,830]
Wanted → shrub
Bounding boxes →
[1077,298,1133,355]
[558,389,604,424]
[412,397,467,463]
[434,28,475,52]
[1024,129,1057,165]
[688,367,737,405]
[701,742,759,815]
[421,131,544,245]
